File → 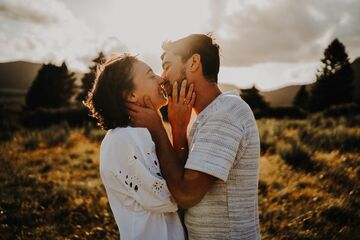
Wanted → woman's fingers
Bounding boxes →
[170,80,194,105]
[172,81,178,102]
[179,79,187,101]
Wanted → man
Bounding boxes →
[129,34,260,239]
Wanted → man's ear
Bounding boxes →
[189,54,201,72]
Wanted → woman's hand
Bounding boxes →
[168,80,196,134]
[127,97,164,135]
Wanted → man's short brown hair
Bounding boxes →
[161,33,220,83]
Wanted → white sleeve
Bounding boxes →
[107,131,178,213]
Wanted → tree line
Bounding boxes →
[25,38,357,116]
[241,38,357,113]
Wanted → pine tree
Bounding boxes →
[240,86,269,110]
[309,38,354,112]
[77,52,105,102]
[293,85,309,110]
[26,62,76,109]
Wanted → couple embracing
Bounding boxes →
[85,34,260,240]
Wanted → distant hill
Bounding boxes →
[0,61,84,110]
[0,61,83,91]
[261,85,306,107]
[0,61,42,90]
[219,56,360,107]
[219,83,308,107]
[1,59,358,107]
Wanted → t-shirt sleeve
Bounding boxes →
[105,132,177,213]
[185,114,246,181]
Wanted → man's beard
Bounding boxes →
[176,68,187,85]
[172,68,187,96]
[163,67,187,97]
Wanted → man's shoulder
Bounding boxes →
[211,92,254,120]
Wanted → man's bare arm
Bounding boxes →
[149,123,216,209]
[128,95,216,208]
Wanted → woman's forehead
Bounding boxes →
[132,60,152,82]
[133,60,150,74]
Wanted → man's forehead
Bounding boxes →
[162,51,178,63]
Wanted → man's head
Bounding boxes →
[161,34,220,90]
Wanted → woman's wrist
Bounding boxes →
[171,125,187,136]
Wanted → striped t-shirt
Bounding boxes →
[185,91,261,240]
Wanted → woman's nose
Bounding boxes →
[157,75,165,84]
[161,71,167,79]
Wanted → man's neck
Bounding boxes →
[193,80,222,115]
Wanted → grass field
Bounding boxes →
[0,114,359,239]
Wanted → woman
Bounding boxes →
[84,54,193,240]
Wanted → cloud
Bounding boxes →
[0,0,127,72]
[219,61,319,91]
[210,0,360,66]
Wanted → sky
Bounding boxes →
[0,0,359,91]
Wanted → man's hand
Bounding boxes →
[127,96,164,134]
[168,80,196,133]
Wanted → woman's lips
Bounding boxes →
[160,83,169,98]
[161,81,172,97]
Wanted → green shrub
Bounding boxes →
[345,115,360,127]
[322,103,360,118]
[254,106,307,119]
[42,122,70,147]
[21,105,93,128]
[0,110,21,141]
[259,127,276,154]
[85,128,106,142]
[299,125,360,152]
[276,137,313,171]
[23,131,41,150]
[22,123,72,150]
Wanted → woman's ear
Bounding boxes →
[189,54,201,72]
[126,91,138,103]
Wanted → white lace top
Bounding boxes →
[100,127,184,240]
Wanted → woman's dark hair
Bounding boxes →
[84,54,138,130]
[161,33,220,83]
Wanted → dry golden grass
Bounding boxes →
[0,116,359,239]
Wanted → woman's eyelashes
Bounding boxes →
[147,70,157,79]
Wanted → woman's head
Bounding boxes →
[85,54,167,130]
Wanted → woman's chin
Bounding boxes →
[155,98,168,110]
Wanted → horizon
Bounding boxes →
[0,0,359,90]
